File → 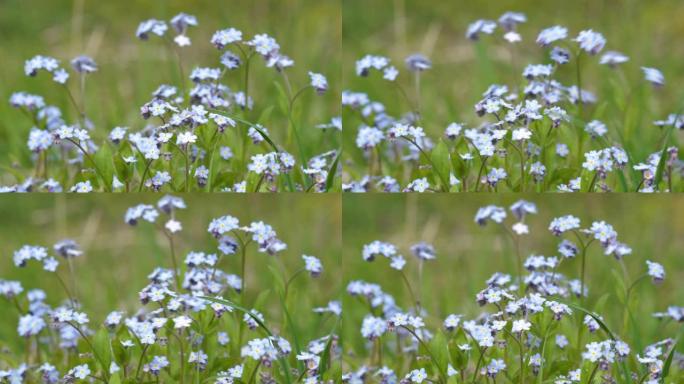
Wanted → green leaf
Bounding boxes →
[324,151,340,192]
[199,296,293,384]
[563,302,616,339]
[430,139,452,190]
[245,171,261,192]
[279,295,302,363]
[593,293,611,315]
[273,80,290,115]
[549,167,579,185]
[253,289,271,311]
[429,332,449,376]
[206,134,220,192]
[0,165,26,183]
[207,110,295,191]
[267,265,286,295]
[610,270,627,303]
[94,142,115,190]
[258,105,275,125]
[93,326,113,377]
[592,101,609,121]
[318,318,339,377]
[653,125,674,189]
[661,338,678,380]
[563,301,631,384]
[108,373,122,384]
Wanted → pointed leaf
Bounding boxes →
[430,139,452,190]
[94,142,115,190]
[324,151,340,192]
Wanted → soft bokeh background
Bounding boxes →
[342,0,684,178]
[0,0,340,173]
[343,194,684,358]
[0,194,341,353]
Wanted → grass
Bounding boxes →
[342,194,684,382]
[0,194,341,381]
[0,0,341,192]
[342,0,684,192]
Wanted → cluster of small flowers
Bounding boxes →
[0,195,340,383]
[4,52,99,193]
[343,199,682,383]
[343,11,679,193]
[3,12,338,193]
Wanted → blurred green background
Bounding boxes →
[0,194,341,353]
[342,0,684,177]
[342,194,684,357]
[0,0,340,176]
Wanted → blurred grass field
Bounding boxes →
[0,0,340,180]
[342,194,684,358]
[342,0,684,180]
[0,194,341,355]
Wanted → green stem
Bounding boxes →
[587,363,600,383]
[399,270,420,310]
[68,322,108,380]
[138,159,153,192]
[403,326,447,384]
[519,142,526,192]
[206,129,220,192]
[55,272,76,308]
[183,148,190,192]
[287,86,312,174]
[283,268,307,300]
[587,172,599,192]
[63,85,84,127]
[474,157,489,192]
[414,72,422,121]
[537,320,555,382]
[405,137,448,191]
[165,231,182,291]
[580,241,588,302]
[519,332,525,384]
[135,345,149,380]
[67,139,110,192]
[240,238,247,303]
[471,347,487,383]
[243,51,252,108]
[247,360,262,384]
[66,257,79,303]
[237,234,248,351]
[575,51,584,164]
[253,174,265,192]
[172,332,185,384]
[514,230,523,296]
[79,73,86,121]
[175,48,186,104]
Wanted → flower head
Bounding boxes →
[308,72,328,94]
[642,67,665,86]
[575,30,606,55]
[405,54,431,72]
[646,260,665,282]
[302,255,323,277]
[537,26,568,46]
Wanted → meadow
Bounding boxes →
[342,194,684,382]
[0,194,341,382]
[342,0,684,192]
[0,0,341,192]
